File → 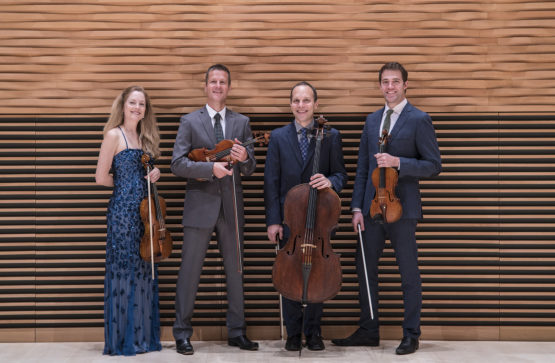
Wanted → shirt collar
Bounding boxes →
[385,98,408,115]
[294,119,314,133]
[206,104,227,120]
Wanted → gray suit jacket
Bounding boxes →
[171,106,256,228]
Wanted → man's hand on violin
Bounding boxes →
[375,152,400,169]
[230,138,248,163]
[213,162,233,178]
[267,224,283,244]
[144,167,161,183]
[309,173,332,190]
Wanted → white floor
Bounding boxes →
[1,340,554,363]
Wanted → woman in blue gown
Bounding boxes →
[95,85,162,355]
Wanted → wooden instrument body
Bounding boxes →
[272,184,342,303]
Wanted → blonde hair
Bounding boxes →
[104,85,161,158]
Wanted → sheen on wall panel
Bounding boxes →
[1,2,555,113]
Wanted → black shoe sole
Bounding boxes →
[228,341,259,350]
[176,349,194,355]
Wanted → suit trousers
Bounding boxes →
[278,236,323,337]
[173,207,246,340]
[357,215,421,339]
[282,296,323,337]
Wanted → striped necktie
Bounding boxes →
[299,127,309,161]
[382,109,394,134]
[214,113,224,143]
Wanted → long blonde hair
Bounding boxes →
[104,85,161,158]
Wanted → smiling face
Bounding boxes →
[379,69,408,108]
[123,90,146,123]
[290,84,318,127]
[204,69,230,110]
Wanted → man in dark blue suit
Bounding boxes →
[332,62,441,355]
[264,81,348,351]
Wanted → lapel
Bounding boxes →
[286,122,303,166]
[389,102,412,141]
[200,106,217,145]
[224,108,234,140]
[285,122,307,168]
[371,107,385,146]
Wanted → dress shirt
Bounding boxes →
[206,104,227,136]
[294,120,314,142]
[379,98,407,134]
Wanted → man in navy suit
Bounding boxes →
[332,62,441,355]
[264,81,348,351]
[171,64,258,355]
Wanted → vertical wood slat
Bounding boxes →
[1,113,555,341]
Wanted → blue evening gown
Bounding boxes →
[103,132,162,356]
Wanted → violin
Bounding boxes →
[370,129,403,223]
[188,131,270,163]
[272,116,342,304]
[139,153,172,269]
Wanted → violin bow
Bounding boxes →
[357,223,374,320]
[146,164,155,279]
[275,239,285,340]
[230,164,243,274]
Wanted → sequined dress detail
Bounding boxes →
[103,130,161,355]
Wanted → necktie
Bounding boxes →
[214,113,224,143]
[382,109,394,134]
[299,127,309,161]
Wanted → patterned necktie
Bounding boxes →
[382,109,394,134]
[214,113,224,143]
[299,127,309,161]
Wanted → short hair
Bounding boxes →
[290,81,318,102]
[379,62,408,83]
[205,64,231,85]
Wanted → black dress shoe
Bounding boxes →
[331,328,379,346]
[395,336,419,355]
[176,338,194,355]
[228,335,259,351]
[285,333,302,351]
[306,334,325,351]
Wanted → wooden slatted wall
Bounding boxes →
[1,113,554,342]
[1,0,555,115]
[1,0,555,344]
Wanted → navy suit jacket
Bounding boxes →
[264,121,348,227]
[351,102,441,219]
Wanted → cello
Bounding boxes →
[272,116,342,305]
[139,153,172,277]
[370,129,403,223]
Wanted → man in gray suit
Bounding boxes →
[171,64,258,355]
